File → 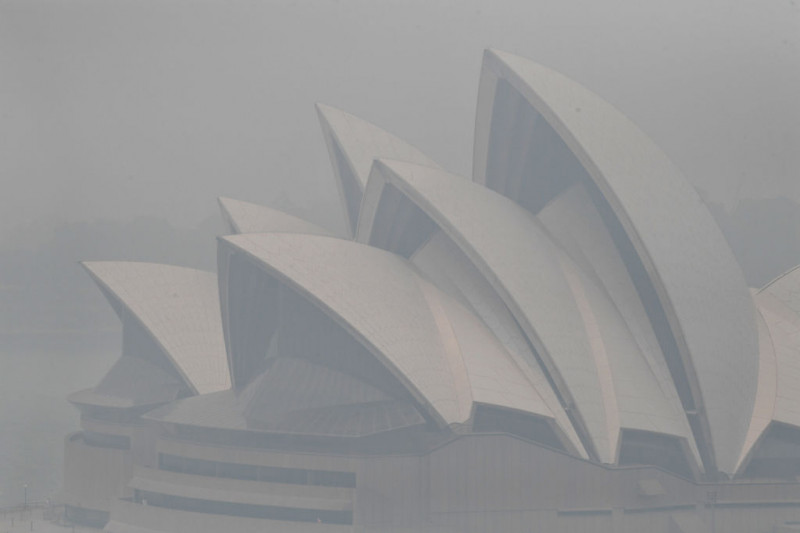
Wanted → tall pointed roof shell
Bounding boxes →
[316,103,442,236]
[81,261,231,395]
[473,49,758,475]
[218,197,334,236]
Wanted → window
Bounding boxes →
[158,454,355,488]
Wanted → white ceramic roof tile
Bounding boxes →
[82,262,231,395]
[756,289,800,428]
[360,159,616,462]
[764,265,800,314]
[219,233,557,432]
[219,233,472,426]
[735,302,778,472]
[474,49,758,474]
[538,185,699,466]
[421,276,553,420]
[316,103,441,192]
[732,268,800,473]
[217,197,334,236]
[412,231,588,458]
[316,103,441,236]
[538,185,677,402]
[559,249,701,467]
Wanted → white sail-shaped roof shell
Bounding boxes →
[758,289,800,429]
[537,184,700,468]
[218,197,334,236]
[316,103,442,236]
[410,230,588,459]
[358,160,700,469]
[218,233,561,441]
[82,262,231,395]
[737,268,800,472]
[473,49,757,475]
[537,184,677,408]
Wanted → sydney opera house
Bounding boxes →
[61,50,800,533]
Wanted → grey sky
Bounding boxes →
[1,0,798,245]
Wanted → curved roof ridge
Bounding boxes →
[413,273,562,437]
[753,291,800,429]
[217,197,334,237]
[81,261,231,395]
[556,245,702,469]
[536,183,699,466]
[361,158,614,461]
[316,103,442,237]
[218,233,558,434]
[734,303,778,473]
[537,184,675,400]
[758,263,800,294]
[474,49,758,475]
[409,230,588,458]
[361,159,703,468]
[219,233,469,426]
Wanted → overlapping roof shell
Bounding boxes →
[78,49,798,480]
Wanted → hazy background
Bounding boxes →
[0,0,798,507]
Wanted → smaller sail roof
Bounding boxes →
[217,197,334,236]
[737,267,800,472]
[762,265,800,314]
[82,261,231,395]
[316,103,441,236]
[754,293,800,430]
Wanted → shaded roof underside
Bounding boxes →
[738,266,800,471]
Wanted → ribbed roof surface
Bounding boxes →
[474,49,758,474]
[738,268,800,471]
[219,233,556,431]
[316,103,441,236]
[538,185,699,465]
[360,159,699,466]
[72,48,788,481]
[410,230,588,458]
[756,293,800,426]
[82,262,231,395]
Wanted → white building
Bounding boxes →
[62,49,800,533]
